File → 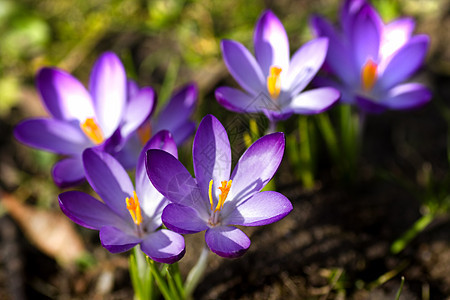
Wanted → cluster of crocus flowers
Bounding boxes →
[14,52,198,187]
[146,115,293,258]
[14,52,154,187]
[215,10,340,123]
[311,0,432,113]
[59,131,185,263]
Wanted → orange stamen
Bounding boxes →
[267,66,282,100]
[80,118,104,145]
[126,191,142,225]
[361,59,378,91]
[208,179,232,213]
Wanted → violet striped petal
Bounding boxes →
[215,86,267,113]
[287,37,328,96]
[221,39,265,95]
[223,191,292,226]
[99,226,142,253]
[254,10,290,76]
[146,149,206,213]
[351,5,381,68]
[37,68,94,121]
[140,229,186,264]
[288,87,340,115]
[52,156,86,188]
[14,118,89,155]
[310,15,359,85]
[205,226,250,258]
[89,52,127,138]
[121,87,155,139]
[83,148,134,221]
[59,191,125,230]
[153,83,198,133]
[193,115,231,203]
[162,203,208,234]
[383,83,431,110]
[226,133,285,210]
[379,35,429,90]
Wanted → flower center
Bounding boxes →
[208,179,232,213]
[126,191,142,226]
[137,122,152,146]
[80,118,104,145]
[267,66,282,100]
[361,59,378,92]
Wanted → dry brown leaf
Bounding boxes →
[1,193,87,266]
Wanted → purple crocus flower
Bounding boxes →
[311,0,431,113]
[215,10,340,123]
[116,83,198,168]
[14,52,155,187]
[58,131,185,263]
[146,115,292,258]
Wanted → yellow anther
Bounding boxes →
[267,66,282,100]
[137,122,152,146]
[126,191,142,225]
[208,179,232,213]
[80,118,104,145]
[361,59,378,91]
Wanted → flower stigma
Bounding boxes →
[267,66,282,100]
[126,190,143,227]
[361,59,378,91]
[208,179,232,226]
[80,118,104,145]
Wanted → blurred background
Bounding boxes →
[1,0,450,299]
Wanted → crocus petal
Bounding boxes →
[312,76,355,104]
[153,83,198,133]
[136,131,177,221]
[89,52,127,138]
[221,39,265,95]
[99,226,142,253]
[52,156,86,188]
[226,133,285,208]
[287,37,328,95]
[310,15,359,85]
[83,148,135,221]
[37,68,95,121]
[355,96,386,114]
[59,191,126,230]
[379,35,429,89]
[121,87,155,138]
[127,79,140,99]
[205,226,251,258]
[193,115,231,203]
[170,121,196,145]
[140,229,185,264]
[253,10,290,76]
[146,149,206,213]
[382,83,432,110]
[14,118,89,154]
[223,191,292,226]
[351,5,381,68]
[162,203,208,234]
[288,87,340,115]
[340,0,366,36]
[380,17,415,63]
[215,86,271,113]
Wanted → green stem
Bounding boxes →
[147,258,178,300]
[184,246,209,299]
[315,113,339,163]
[298,116,314,189]
[394,277,405,300]
[390,212,435,254]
